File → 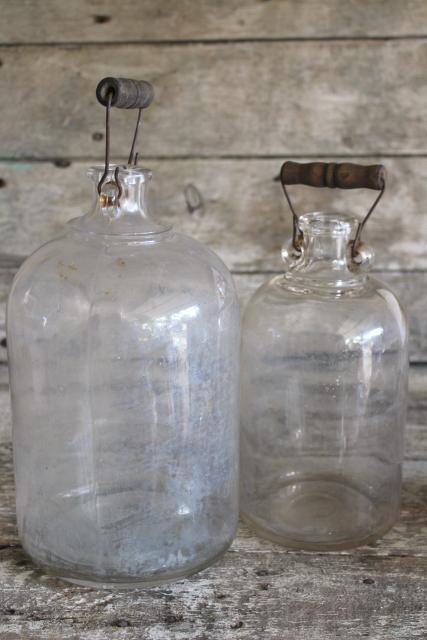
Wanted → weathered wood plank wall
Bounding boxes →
[2,0,427,42]
[2,41,427,158]
[0,7,426,352]
[0,3,426,638]
[1,1,427,358]
[0,7,422,359]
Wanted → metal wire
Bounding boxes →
[97,91,125,202]
[97,88,148,202]
[280,181,303,252]
[114,166,123,200]
[97,91,113,195]
[127,108,143,166]
[351,184,385,259]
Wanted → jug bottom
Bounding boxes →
[58,545,230,588]
[241,475,399,551]
[21,537,234,589]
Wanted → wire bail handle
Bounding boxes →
[95,77,154,200]
[280,161,386,261]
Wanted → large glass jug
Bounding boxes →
[7,160,240,586]
[240,162,408,550]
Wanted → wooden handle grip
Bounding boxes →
[281,161,386,190]
[96,77,154,109]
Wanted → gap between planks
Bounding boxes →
[4,154,427,162]
[2,35,427,48]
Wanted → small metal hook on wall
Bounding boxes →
[95,77,154,201]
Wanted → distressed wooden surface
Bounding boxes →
[2,0,427,44]
[0,545,426,640]
[0,374,426,639]
[1,40,427,159]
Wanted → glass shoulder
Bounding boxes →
[245,273,405,308]
[11,236,69,285]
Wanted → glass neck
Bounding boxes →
[69,165,170,237]
[284,212,368,291]
[304,223,352,270]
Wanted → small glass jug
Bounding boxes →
[7,78,240,587]
[240,161,408,550]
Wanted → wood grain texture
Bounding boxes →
[1,2,426,637]
[0,546,425,639]
[1,40,427,158]
[0,159,426,360]
[2,0,427,44]
[0,545,425,639]
[1,158,426,270]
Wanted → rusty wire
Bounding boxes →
[127,108,143,166]
[351,184,385,259]
[97,90,123,201]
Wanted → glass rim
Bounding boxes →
[86,164,153,180]
[299,211,358,236]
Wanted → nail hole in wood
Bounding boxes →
[363,578,375,585]
[93,15,111,24]
[0,179,6,188]
[164,613,184,624]
[184,183,204,214]
[255,568,269,576]
[16,558,30,567]
[111,619,131,627]
[230,621,243,629]
[0,338,6,348]
[92,132,104,141]
[54,159,71,168]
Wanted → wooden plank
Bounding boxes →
[1,41,427,158]
[0,160,426,360]
[1,159,427,271]
[2,0,427,45]
[0,545,426,640]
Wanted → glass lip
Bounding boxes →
[87,163,152,181]
[299,211,358,236]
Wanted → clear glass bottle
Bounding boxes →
[7,165,240,587]
[240,162,408,551]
